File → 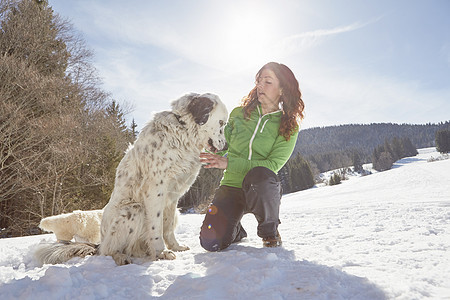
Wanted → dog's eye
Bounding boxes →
[219,120,225,127]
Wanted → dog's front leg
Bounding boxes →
[163,199,190,252]
[145,196,176,260]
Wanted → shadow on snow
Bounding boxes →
[162,244,387,300]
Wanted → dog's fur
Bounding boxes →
[35,93,228,265]
[39,210,103,244]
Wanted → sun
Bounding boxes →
[174,2,283,73]
[215,4,279,71]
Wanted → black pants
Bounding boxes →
[199,167,282,252]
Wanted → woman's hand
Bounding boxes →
[200,152,228,169]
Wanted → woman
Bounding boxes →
[199,62,305,251]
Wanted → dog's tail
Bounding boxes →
[35,241,98,265]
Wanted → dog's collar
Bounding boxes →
[173,114,186,126]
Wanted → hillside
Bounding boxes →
[294,121,450,172]
[0,148,449,299]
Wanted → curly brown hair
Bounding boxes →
[241,62,305,140]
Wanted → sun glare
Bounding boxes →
[218,4,278,71]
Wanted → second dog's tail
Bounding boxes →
[35,241,98,265]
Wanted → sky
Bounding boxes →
[48,0,450,131]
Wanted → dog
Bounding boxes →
[35,93,228,265]
[39,210,103,244]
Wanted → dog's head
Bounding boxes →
[171,93,228,152]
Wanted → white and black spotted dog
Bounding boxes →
[35,93,228,265]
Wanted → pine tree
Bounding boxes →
[401,137,418,157]
[376,151,394,171]
[281,152,315,193]
[391,137,403,161]
[352,151,363,173]
[106,100,127,132]
[131,118,139,139]
[384,138,395,161]
[436,130,450,153]
[0,0,69,77]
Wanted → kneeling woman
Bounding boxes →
[199,62,305,251]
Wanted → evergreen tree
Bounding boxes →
[372,137,418,172]
[352,151,363,173]
[391,137,403,161]
[401,137,418,157]
[280,152,315,193]
[436,130,450,153]
[0,0,69,77]
[131,118,139,139]
[377,151,394,171]
[106,100,127,133]
[384,138,395,161]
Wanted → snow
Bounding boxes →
[1,148,449,299]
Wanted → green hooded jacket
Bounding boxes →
[219,105,299,188]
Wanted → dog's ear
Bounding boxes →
[187,96,215,125]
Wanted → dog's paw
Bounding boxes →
[158,250,176,260]
[170,244,190,252]
[112,253,132,266]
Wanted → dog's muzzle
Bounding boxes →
[208,138,227,153]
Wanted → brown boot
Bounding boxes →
[262,231,282,248]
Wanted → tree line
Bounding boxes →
[372,137,418,171]
[296,122,450,175]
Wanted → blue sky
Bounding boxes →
[49,0,450,130]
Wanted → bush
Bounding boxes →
[329,173,341,186]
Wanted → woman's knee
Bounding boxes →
[199,186,245,251]
[199,224,232,252]
[199,226,223,252]
[199,206,233,252]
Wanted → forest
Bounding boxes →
[0,0,134,236]
[295,122,450,174]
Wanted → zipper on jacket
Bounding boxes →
[248,114,262,160]
[260,119,269,133]
[248,106,281,160]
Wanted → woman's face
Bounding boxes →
[256,68,282,111]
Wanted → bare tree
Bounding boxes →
[0,0,132,236]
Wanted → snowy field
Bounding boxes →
[0,148,449,299]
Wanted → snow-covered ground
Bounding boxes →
[0,148,449,299]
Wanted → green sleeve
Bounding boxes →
[227,130,298,174]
